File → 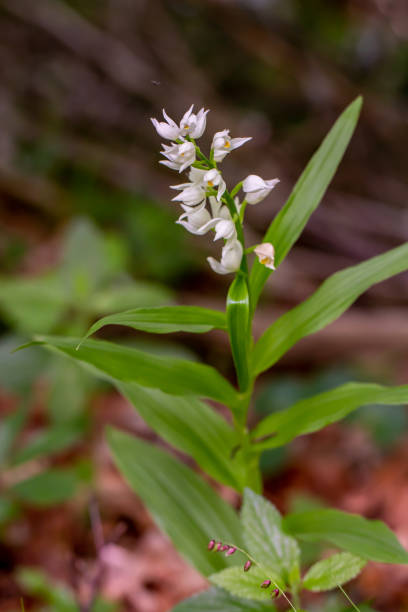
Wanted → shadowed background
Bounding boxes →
[1,1,408,610]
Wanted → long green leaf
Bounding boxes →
[81,305,227,343]
[107,428,243,576]
[172,588,276,611]
[227,277,250,391]
[34,337,239,410]
[284,509,408,564]
[249,96,362,309]
[252,382,408,450]
[253,242,408,375]
[118,382,245,491]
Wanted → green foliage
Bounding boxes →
[17,567,117,612]
[210,565,280,602]
[302,553,366,592]
[107,428,243,576]
[119,382,245,491]
[82,305,226,340]
[284,509,408,564]
[35,336,240,409]
[227,275,250,392]
[253,242,408,375]
[241,489,300,586]
[172,587,276,611]
[11,468,81,506]
[249,97,362,310]
[252,382,408,450]
[21,99,408,611]
[12,425,81,465]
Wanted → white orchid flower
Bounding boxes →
[151,106,209,141]
[203,168,226,201]
[212,129,252,162]
[170,167,207,207]
[209,196,231,220]
[160,141,196,173]
[179,105,209,138]
[213,218,236,241]
[171,184,206,207]
[207,238,243,275]
[151,108,182,140]
[254,242,275,269]
[242,174,280,205]
[176,206,217,235]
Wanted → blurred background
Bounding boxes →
[1,0,408,610]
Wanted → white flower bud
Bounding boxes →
[212,129,252,162]
[242,174,280,205]
[151,108,182,140]
[207,239,243,275]
[254,243,275,269]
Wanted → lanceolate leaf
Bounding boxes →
[241,489,300,584]
[172,588,276,611]
[253,242,408,375]
[302,552,366,592]
[33,337,240,410]
[284,509,408,564]
[252,382,408,450]
[81,305,227,342]
[118,382,245,491]
[227,276,250,391]
[249,96,362,310]
[107,428,243,576]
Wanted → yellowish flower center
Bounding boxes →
[260,257,269,264]
[208,180,214,187]
[184,124,189,129]
[224,140,231,148]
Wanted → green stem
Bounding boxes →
[239,199,248,223]
[338,585,361,611]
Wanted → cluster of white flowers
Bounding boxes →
[151,105,278,275]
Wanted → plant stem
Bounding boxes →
[338,585,361,611]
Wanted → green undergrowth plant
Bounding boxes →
[27,99,408,610]
[0,218,172,522]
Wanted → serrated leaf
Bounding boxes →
[253,242,408,376]
[252,382,408,450]
[82,305,227,342]
[210,566,281,602]
[171,587,276,611]
[119,382,245,491]
[250,97,362,309]
[33,336,240,411]
[284,509,408,564]
[107,428,243,576]
[241,489,300,584]
[227,276,250,391]
[303,552,366,592]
